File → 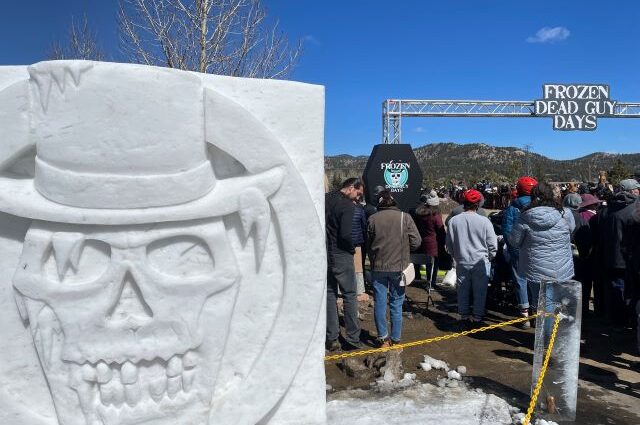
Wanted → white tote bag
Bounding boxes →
[400,212,416,286]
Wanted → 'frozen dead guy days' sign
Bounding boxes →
[535,84,617,130]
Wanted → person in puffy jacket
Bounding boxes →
[502,176,537,327]
[367,190,421,346]
[508,183,575,314]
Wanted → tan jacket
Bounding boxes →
[367,207,421,272]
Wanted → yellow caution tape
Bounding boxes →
[324,312,547,362]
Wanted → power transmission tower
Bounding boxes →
[523,144,532,176]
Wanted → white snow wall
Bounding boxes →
[0,61,327,425]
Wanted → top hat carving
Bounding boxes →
[0,61,284,225]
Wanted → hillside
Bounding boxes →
[325,142,640,186]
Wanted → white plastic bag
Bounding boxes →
[442,268,457,287]
[400,263,416,287]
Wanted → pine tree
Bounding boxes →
[608,159,632,186]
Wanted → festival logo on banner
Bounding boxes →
[381,160,410,192]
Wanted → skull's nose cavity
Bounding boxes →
[107,272,153,325]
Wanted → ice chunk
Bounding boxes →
[535,419,559,425]
[447,370,462,380]
[512,412,525,424]
[421,355,449,372]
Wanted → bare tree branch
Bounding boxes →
[47,15,106,61]
[118,0,302,79]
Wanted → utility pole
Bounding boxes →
[523,144,533,176]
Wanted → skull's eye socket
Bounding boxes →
[147,236,214,278]
[44,239,111,285]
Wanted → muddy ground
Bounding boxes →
[325,279,640,425]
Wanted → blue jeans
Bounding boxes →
[528,280,542,311]
[511,261,530,310]
[456,261,490,320]
[372,271,405,342]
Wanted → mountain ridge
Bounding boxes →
[324,142,640,185]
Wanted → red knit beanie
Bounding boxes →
[464,189,482,204]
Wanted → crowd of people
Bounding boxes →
[443,178,618,210]
[325,175,640,363]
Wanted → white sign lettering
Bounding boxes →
[535,84,616,131]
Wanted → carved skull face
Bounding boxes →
[390,172,402,186]
[12,218,240,425]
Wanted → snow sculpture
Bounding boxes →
[0,61,326,425]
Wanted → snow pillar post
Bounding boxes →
[531,280,582,422]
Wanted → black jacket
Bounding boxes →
[623,200,640,300]
[599,192,638,270]
[569,209,591,259]
[325,191,356,256]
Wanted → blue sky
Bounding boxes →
[1,1,639,159]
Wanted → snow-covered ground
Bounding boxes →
[326,355,559,425]
[327,380,514,425]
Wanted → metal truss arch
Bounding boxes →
[382,99,640,144]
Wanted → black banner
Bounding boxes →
[363,144,423,212]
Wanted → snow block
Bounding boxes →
[0,61,326,425]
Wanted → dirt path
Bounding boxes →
[325,280,640,425]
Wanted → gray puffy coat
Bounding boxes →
[507,206,575,282]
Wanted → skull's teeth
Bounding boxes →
[183,351,199,369]
[120,361,138,384]
[74,351,199,410]
[183,369,196,393]
[149,377,167,402]
[82,363,97,382]
[99,380,125,407]
[96,361,112,384]
[167,356,183,377]
[124,382,142,407]
[167,376,182,399]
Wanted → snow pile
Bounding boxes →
[511,412,559,425]
[420,355,467,382]
[327,382,513,425]
[376,372,417,389]
[420,355,450,372]
[447,370,462,380]
[535,420,559,425]
[512,412,526,424]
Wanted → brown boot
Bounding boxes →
[378,338,392,348]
